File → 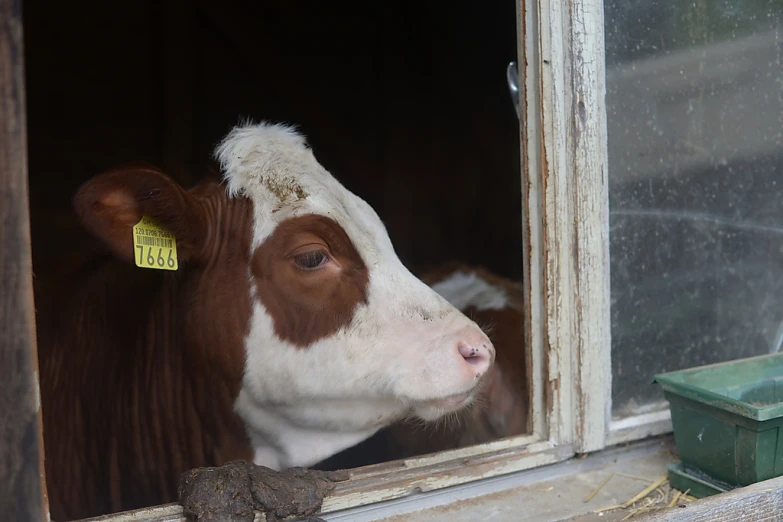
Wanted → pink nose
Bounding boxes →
[456,329,494,378]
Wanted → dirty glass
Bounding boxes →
[605,0,783,418]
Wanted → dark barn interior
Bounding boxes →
[23,0,525,489]
[24,0,523,281]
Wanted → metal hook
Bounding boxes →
[506,61,521,121]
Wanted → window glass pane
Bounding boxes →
[605,0,783,418]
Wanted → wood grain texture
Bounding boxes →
[566,0,611,454]
[518,0,551,446]
[533,0,612,452]
[68,442,573,521]
[70,456,783,522]
[0,0,48,519]
[633,476,783,521]
[527,0,611,452]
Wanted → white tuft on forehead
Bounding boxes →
[212,120,394,260]
[213,121,368,248]
[214,121,330,203]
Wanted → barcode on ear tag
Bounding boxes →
[132,216,179,270]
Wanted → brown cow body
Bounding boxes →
[36,123,496,520]
[36,178,255,519]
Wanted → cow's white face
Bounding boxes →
[216,123,495,469]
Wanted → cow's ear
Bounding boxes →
[73,163,206,264]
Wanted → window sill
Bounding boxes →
[323,436,677,522]
[77,435,783,522]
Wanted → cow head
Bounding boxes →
[73,122,495,468]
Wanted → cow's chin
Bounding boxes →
[412,389,477,421]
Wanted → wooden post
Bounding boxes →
[0,0,49,520]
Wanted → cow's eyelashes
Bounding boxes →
[293,251,329,270]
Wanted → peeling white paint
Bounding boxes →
[33,369,40,413]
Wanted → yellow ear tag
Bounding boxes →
[132,216,179,271]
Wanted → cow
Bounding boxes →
[408,263,528,449]
[34,122,496,521]
[316,263,528,469]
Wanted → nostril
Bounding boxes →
[458,342,487,367]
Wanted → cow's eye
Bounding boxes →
[294,251,328,270]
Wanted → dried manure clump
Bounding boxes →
[178,460,349,522]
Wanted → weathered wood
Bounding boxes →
[0,0,49,520]
[565,0,611,454]
[526,0,612,452]
[517,0,549,445]
[634,476,783,521]
[532,0,612,452]
[69,441,573,521]
[73,447,783,522]
[321,441,572,512]
[606,409,673,447]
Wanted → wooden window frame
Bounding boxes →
[1,0,778,520]
[0,0,49,519]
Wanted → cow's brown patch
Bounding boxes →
[251,215,370,347]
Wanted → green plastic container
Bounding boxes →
[667,462,729,498]
[654,352,783,491]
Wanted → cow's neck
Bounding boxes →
[120,192,256,479]
[147,277,252,459]
[234,391,398,470]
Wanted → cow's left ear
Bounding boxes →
[73,163,207,264]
